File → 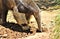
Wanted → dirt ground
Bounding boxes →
[0,9,60,39]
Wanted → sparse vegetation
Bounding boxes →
[55,0,60,5]
[50,14,60,39]
[35,0,60,10]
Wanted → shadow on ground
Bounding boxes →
[1,22,31,33]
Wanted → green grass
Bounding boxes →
[55,0,60,5]
[51,14,60,39]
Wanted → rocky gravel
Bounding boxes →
[0,25,50,39]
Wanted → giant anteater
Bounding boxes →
[0,0,42,31]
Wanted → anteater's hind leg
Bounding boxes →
[0,10,7,25]
[0,12,4,25]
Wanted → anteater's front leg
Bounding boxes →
[33,12,42,32]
